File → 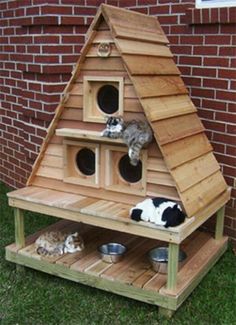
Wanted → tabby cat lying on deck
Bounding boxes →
[35,231,84,257]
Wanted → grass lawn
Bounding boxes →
[0,182,235,325]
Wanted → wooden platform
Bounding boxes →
[7,186,231,244]
[5,220,227,311]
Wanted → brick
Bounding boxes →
[215,112,236,124]
[42,45,73,54]
[61,35,84,44]
[149,5,170,15]
[179,56,202,65]
[226,145,236,157]
[34,55,59,64]
[218,69,236,79]
[74,7,97,16]
[216,90,236,102]
[204,57,229,68]
[193,46,217,56]
[219,47,236,57]
[203,78,228,89]
[205,35,231,45]
[211,142,225,154]
[61,16,85,26]
[203,120,226,133]
[192,88,215,99]
[213,133,236,147]
[41,5,73,15]
[34,35,60,44]
[202,99,227,111]
[33,16,59,25]
[194,24,219,35]
[181,35,203,45]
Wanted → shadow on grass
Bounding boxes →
[0,182,235,325]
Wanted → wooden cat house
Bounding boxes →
[6,4,231,317]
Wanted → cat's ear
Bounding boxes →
[130,208,142,222]
[72,232,78,237]
[173,204,179,210]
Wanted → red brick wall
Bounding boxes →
[0,0,235,244]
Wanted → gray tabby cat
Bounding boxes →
[101,117,153,166]
[35,231,84,257]
[123,120,153,166]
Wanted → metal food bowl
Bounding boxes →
[98,243,127,264]
[148,247,187,274]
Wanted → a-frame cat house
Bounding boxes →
[6,4,231,317]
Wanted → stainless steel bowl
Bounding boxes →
[148,247,187,274]
[98,243,127,263]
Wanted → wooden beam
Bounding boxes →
[14,208,25,249]
[215,206,225,240]
[167,243,179,291]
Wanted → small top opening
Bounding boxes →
[97,84,119,114]
[118,154,142,183]
[76,148,95,176]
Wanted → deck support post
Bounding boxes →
[215,205,225,240]
[158,306,175,318]
[167,242,179,291]
[14,208,25,249]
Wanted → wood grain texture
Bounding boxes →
[102,4,168,44]
[161,133,213,170]
[123,55,180,76]
[132,76,188,98]
[142,95,197,122]
[153,113,205,145]
[172,152,220,193]
[180,170,227,217]
[116,38,173,57]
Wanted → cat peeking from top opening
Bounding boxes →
[101,116,153,166]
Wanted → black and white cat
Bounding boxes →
[130,197,186,228]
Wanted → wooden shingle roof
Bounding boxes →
[87,4,229,217]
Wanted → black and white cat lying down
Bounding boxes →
[130,197,186,228]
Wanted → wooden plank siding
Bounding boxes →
[102,5,169,44]
[122,55,181,76]
[141,95,197,122]
[131,76,188,98]
[152,113,205,146]
[116,38,173,57]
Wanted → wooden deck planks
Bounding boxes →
[6,217,228,305]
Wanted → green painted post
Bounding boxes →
[215,206,225,240]
[14,208,25,249]
[167,243,179,291]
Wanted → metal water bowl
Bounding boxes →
[98,243,127,264]
[148,247,187,274]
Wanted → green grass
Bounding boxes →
[0,182,235,325]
